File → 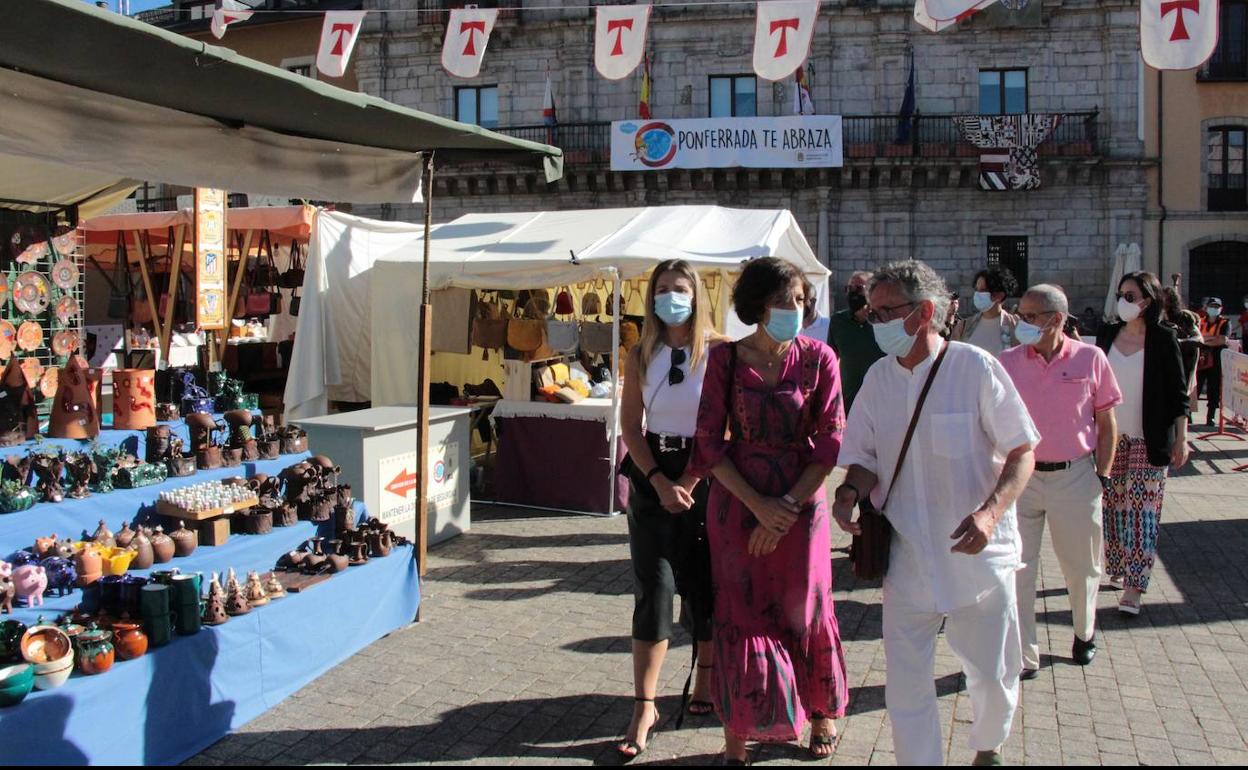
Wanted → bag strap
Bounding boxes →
[724,342,739,440]
[878,341,949,513]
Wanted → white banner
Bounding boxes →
[1222,349,1248,423]
[595,5,650,80]
[611,116,842,171]
[378,451,419,526]
[1141,0,1220,70]
[913,0,997,32]
[210,0,253,39]
[753,0,821,81]
[442,8,499,79]
[316,10,367,78]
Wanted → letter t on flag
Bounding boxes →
[1141,0,1220,70]
[317,11,367,79]
[442,8,500,78]
[753,0,821,81]
[210,0,253,39]
[595,5,650,80]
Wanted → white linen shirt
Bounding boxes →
[840,341,1040,613]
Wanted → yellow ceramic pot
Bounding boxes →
[104,549,134,576]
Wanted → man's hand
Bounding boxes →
[748,526,784,557]
[831,484,861,535]
[950,508,997,555]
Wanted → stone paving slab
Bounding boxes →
[189,426,1248,765]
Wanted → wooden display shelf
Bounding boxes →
[156,496,259,522]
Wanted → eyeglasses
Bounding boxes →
[1116,292,1141,303]
[1017,310,1057,324]
[668,347,687,386]
[866,302,915,325]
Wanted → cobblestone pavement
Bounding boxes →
[190,425,1248,766]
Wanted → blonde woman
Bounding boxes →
[617,259,722,759]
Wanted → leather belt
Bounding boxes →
[647,432,691,453]
[1035,456,1090,472]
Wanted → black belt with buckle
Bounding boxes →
[1035,457,1087,472]
[647,432,691,453]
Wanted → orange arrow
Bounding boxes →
[385,468,418,498]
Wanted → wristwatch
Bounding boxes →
[1097,473,1111,487]
[782,493,798,507]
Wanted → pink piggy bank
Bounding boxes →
[13,564,47,608]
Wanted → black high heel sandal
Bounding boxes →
[617,697,659,761]
[687,663,715,716]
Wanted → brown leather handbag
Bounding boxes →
[506,298,547,354]
[849,342,948,581]
[471,292,509,357]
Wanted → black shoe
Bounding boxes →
[1072,634,1097,666]
[1019,667,1039,681]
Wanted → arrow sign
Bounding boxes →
[385,468,419,498]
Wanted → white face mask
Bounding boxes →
[973,291,994,312]
[872,309,919,357]
[1117,297,1143,323]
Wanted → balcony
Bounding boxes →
[493,112,1100,165]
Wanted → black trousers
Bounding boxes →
[1197,351,1224,411]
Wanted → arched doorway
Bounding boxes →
[1188,240,1248,309]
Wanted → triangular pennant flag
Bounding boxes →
[754,0,821,81]
[442,8,500,79]
[913,0,997,32]
[1141,0,1220,70]
[317,10,367,78]
[595,5,650,80]
[210,0,254,40]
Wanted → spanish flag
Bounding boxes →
[638,52,652,119]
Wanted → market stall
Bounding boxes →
[286,205,830,515]
[0,0,561,759]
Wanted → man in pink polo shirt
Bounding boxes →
[1001,284,1121,679]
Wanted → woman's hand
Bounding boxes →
[1170,440,1190,471]
[747,526,784,557]
[654,476,695,513]
[831,484,861,536]
[747,496,798,535]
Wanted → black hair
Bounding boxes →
[1119,270,1164,326]
[732,257,817,326]
[974,266,1019,300]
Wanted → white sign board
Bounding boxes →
[1222,349,1248,423]
[377,451,419,526]
[611,116,843,171]
[428,440,460,513]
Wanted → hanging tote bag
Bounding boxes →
[280,240,306,289]
[107,231,132,320]
[507,296,547,355]
[471,291,509,359]
[546,289,580,355]
[580,315,615,355]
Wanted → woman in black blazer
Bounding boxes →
[1096,271,1190,615]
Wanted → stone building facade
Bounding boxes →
[362,0,1148,312]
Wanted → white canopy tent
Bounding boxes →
[285,205,831,421]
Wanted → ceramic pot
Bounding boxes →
[257,438,280,460]
[75,628,114,675]
[149,569,180,587]
[272,503,298,528]
[150,526,175,563]
[0,619,27,663]
[31,651,74,690]
[92,519,115,548]
[279,550,306,569]
[221,447,243,467]
[168,454,197,477]
[119,575,149,617]
[334,506,355,536]
[20,625,72,665]
[327,553,350,573]
[111,621,148,660]
[367,531,393,558]
[112,369,157,430]
[74,545,104,587]
[130,529,154,570]
[348,542,369,566]
[146,425,172,464]
[240,440,259,461]
[242,510,272,535]
[195,446,222,471]
[169,521,197,557]
[98,575,125,615]
[49,356,101,440]
[308,537,326,556]
[59,622,85,654]
[302,553,327,572]
[311,496,333,523]
[114,521,137,549]
[0,662,35,707]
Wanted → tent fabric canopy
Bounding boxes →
[285,206,830,420]
[0,0,562,212]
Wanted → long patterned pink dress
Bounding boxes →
[689,336,849,742]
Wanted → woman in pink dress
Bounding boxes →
[688,257,849,763]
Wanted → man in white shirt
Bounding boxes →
[834,260,1039,766]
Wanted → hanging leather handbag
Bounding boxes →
[289,288,301,317]
[581,289,602,317]
[555,285,575,316]
[471,292,509,358]
[580,317,615,354]
[280,240,306,289]
[107,231,132,319]
[545,296,580,355]
[506,298,547,354]
[253,231,280,288]
[849,342,949,581]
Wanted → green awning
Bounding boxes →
[0,0,562,212]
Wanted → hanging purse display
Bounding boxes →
[546,297,580,355]
[279,240,306,289]
[580,316,615,355]
[555,285,575,316]
[507,297,547,355]
[106,231,131,320]
[240,230,277,318]
[252,231,281,288]
[471,292,509,359]
[289,287,301,317]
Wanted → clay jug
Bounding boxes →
[114,521,137,550]
[112,369,157,431]
[130,529,154,570]
[92,520,115,548]
[111,621,148,660]
[169,521,197,557]
[49,355,101,440]
[150,526,175,564]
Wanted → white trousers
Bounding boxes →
[883,582,1021,766]
[1015,458,1103,669]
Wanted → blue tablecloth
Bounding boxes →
[0,451,421,764]
[15,412,250,463]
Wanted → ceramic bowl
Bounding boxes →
[104,549,134,576]
[0,662,35,706]
[32,651,74,690]
[20,625,72,664]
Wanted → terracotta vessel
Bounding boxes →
[225,585,250,616]
[185,412,222,452]
[201,573,228,626]
[92,520,115,548]
[130,529,154,570]
[196,446,222,470]
[169,521,197,557]
[111,621,148,660]
[221,447,243,467]
[257,438,280,460]
[367,530,393,558]
[49,355,101,440]
[114,521,137,549]
[327,553,350,573]
[75,627,115,675]
[150,527,175,563]
[112,369,157,430]
[74,545,103,587]
[272,503,298,528]
[168,453,197,477]
[242,509,272,536]
[348,541,369,566]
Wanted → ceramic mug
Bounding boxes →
[139,583,170,617]
[170,573,202,606]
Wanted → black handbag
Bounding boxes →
[849,342,949,581]
[106,232,132,319]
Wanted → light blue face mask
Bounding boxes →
[973,291,995,312]
[653,291,693,326]
[1015,319,1045,346]
[764,307,803,343]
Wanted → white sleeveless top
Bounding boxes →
[641,343,708,438]
[1108,344,1146,439]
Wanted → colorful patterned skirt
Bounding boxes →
[1102,436,1167,591]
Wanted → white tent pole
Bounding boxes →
[608,268,622,515]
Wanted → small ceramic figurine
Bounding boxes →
[0,560,14,614]
[66,454,95,499]
[263,572,286,600]
[243,571,268,607]
[31,454,67,503]
[202,573,228,626]
[224,576,250,617]
[12,564,47,607]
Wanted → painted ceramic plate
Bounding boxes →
[52,330,80,358]
[39,368,59,399]
[0,320,15,348]
[0,337,12,362]
[55,295,80,324]
[51,259,79,290]
[0,274,7,305]
[19,358,43,390]
[51,231,77,255]
[16,321,43,352]
[14,272,51,314]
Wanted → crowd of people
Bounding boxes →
[614,255,1212,765]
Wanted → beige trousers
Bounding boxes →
[1015,457,1103,669]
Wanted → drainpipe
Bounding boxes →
[1157,70,1166,277]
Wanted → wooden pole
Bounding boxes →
[159,225,187,361]
[219,229,255,360]
[416,153,435,578]
[133,230,162,350]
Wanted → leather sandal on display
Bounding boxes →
[687,663,715,716]
[617,698,659,761]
